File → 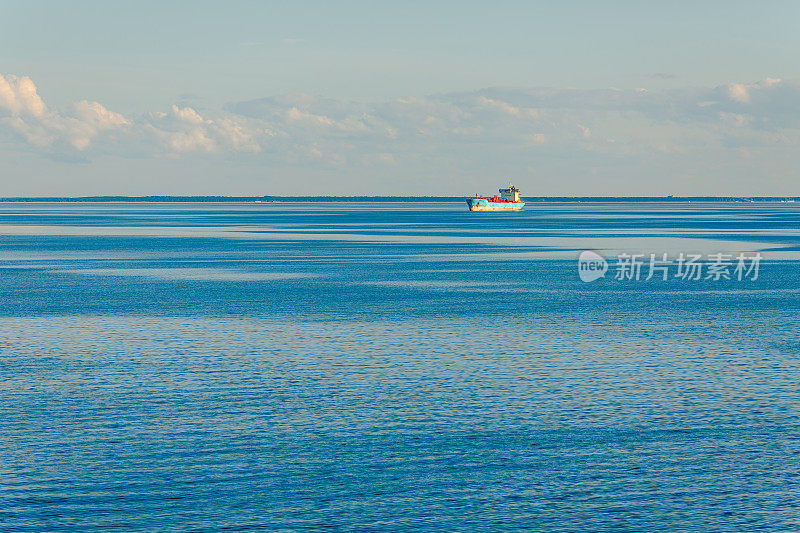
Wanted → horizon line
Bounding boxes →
[1,195,798,203]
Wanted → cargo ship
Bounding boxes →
[466,184,525,211]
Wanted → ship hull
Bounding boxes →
[466,198,525,211]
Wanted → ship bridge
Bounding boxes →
[499,184,521,202]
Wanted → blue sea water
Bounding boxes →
[0,201,799,532]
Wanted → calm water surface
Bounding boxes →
[1,201,799,532]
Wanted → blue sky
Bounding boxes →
[2,1,799,196]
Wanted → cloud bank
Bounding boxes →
[2,73,799,193]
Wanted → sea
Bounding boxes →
[0,200,798,532]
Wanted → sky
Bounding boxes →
[1,0,800,196]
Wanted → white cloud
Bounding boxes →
[138,105,262,154]
[211,116,261,153]
[170,104,205,125]
[2,73,800,186]
[476,96,539,118]
[144,105,218,154]
[0,74,46,117]
[0,76,268,156]
[73,100,128,130]
[286,106,336,127]
[727,83,751,103]
[0,75,134,152]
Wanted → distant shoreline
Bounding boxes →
[0,196,797,203]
